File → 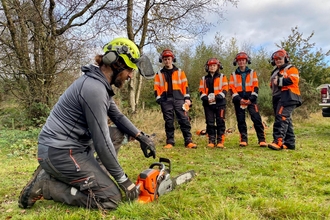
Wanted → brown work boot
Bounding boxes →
[216,143,225,149]
[185,142,197,149]
[259,141,267,147]
[239,142,247,147]
[18,165,50,209]
[268,143,282,150]
[207,143,215,148]
[163,144,173,149]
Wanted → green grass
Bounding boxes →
[0,111,330,219]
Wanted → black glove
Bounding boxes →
[201,96,208,102]
[156,98,162,105]
[215,94,223,100]
[249,95,257,103]
[136,132,156,159]
[201,96,208,105]
[118,177,139,201]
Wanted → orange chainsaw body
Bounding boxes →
[136,168,160,203]
[136,158,171,203]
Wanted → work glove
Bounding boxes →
[136,132,156,159]
[249,95,257,103]
[118,176,139,201]
[201,96,208,105]
[201,96,208,101]
[215,94,223,100]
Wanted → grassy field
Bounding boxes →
[0,110,330,220]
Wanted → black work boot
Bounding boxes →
[18,165,50,209]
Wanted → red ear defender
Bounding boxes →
[233,52,251,66]
[159,49,176,63]
[205,58,223,72]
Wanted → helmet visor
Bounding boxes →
[273,51,286,59]
[135,55,155,79]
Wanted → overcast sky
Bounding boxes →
[202,0,330,59]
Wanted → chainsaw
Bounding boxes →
[136,157,195,203]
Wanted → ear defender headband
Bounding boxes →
[102,44,139,67]
[159,49,177,63]
[102,38,155,79]
[270,49,290,66]
[233,52,251,66]
[205,58,223,72]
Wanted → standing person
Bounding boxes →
[268,49,301,150]
[18,38,156,210]
[229,52,267,147]
[199,58,228,148]
[154,49,197,149]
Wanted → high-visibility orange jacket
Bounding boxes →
[199,73,228,106]
[154,67,190,101]
[276,64,301,106]
[229,68,259,103]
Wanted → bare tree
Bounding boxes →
[103,0,238,112]
[0,0,115,125]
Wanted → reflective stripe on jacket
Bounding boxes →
[277,65,302,106]
[270,64,292,97]
[199,74,228,99]
[229,69,258,100]
[154,68,190,100]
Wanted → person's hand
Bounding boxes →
[185,99,191,106]
[240,99,248,105]
[118,177,139,201]
[136,132,156,159]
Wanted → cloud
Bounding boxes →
[202,0,330,56]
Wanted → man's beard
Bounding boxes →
[113,72,127,88]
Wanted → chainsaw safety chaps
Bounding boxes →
[38,144,122,210]
[160,97,192,145]
[272,104,296,147]
[234,102,265,143]
[204,105,226,144]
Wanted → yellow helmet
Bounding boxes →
[102,37,154,79]
[103,37,140,70]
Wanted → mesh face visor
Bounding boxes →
[135,55,155,79]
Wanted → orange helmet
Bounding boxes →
[159,49,176,63]
[233,52,251,66]
[205,58,223,72]
[270,49,290,66]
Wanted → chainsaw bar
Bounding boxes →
[157,170,195,196]
[173,170,195,187]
